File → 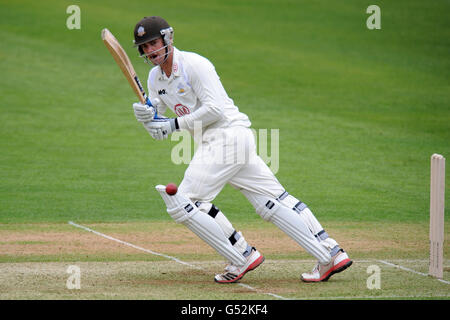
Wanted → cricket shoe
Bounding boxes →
[301,249,352,282]
[214,248,264,284]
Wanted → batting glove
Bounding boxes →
[144,118,179,140]
[133,102,155,123]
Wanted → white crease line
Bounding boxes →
[68,221,289,300]
[68,221,200,269]
[377,260,450,285]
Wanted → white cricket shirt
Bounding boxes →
[147,47,251,136]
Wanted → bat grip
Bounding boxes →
[145,97,160,119]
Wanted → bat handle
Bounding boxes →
[145,97,160,119]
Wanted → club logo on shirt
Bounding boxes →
[174,104,190,116]
[177,83,186,94]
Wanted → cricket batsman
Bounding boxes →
[131,16,352,283]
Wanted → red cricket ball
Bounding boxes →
[165,183,178,195]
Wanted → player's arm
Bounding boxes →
[176,59,224,131]
[140,76,181,140]
[138,57,225,140]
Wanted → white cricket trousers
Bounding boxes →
[177,126,333,265]
[178,126,284,204]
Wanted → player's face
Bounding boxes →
[141,38,166,65]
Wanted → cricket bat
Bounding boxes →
[101,28,156,110]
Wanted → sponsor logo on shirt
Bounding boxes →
[174,104,190,116]
[158,89,167,95]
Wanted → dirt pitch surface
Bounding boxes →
[0,221,449,300]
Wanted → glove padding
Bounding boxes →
[133,102,155,123]
[144,118,177,140]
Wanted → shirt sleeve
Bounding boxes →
[177,58,225,131]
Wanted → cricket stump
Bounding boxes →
[429,154,445,279]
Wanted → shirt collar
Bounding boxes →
[159,47,180,80]
[172,47,181,77]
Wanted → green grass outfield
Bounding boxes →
[0,0,449,301]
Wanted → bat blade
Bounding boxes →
[101,28,148,105]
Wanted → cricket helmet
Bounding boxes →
[133,16,173,56]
